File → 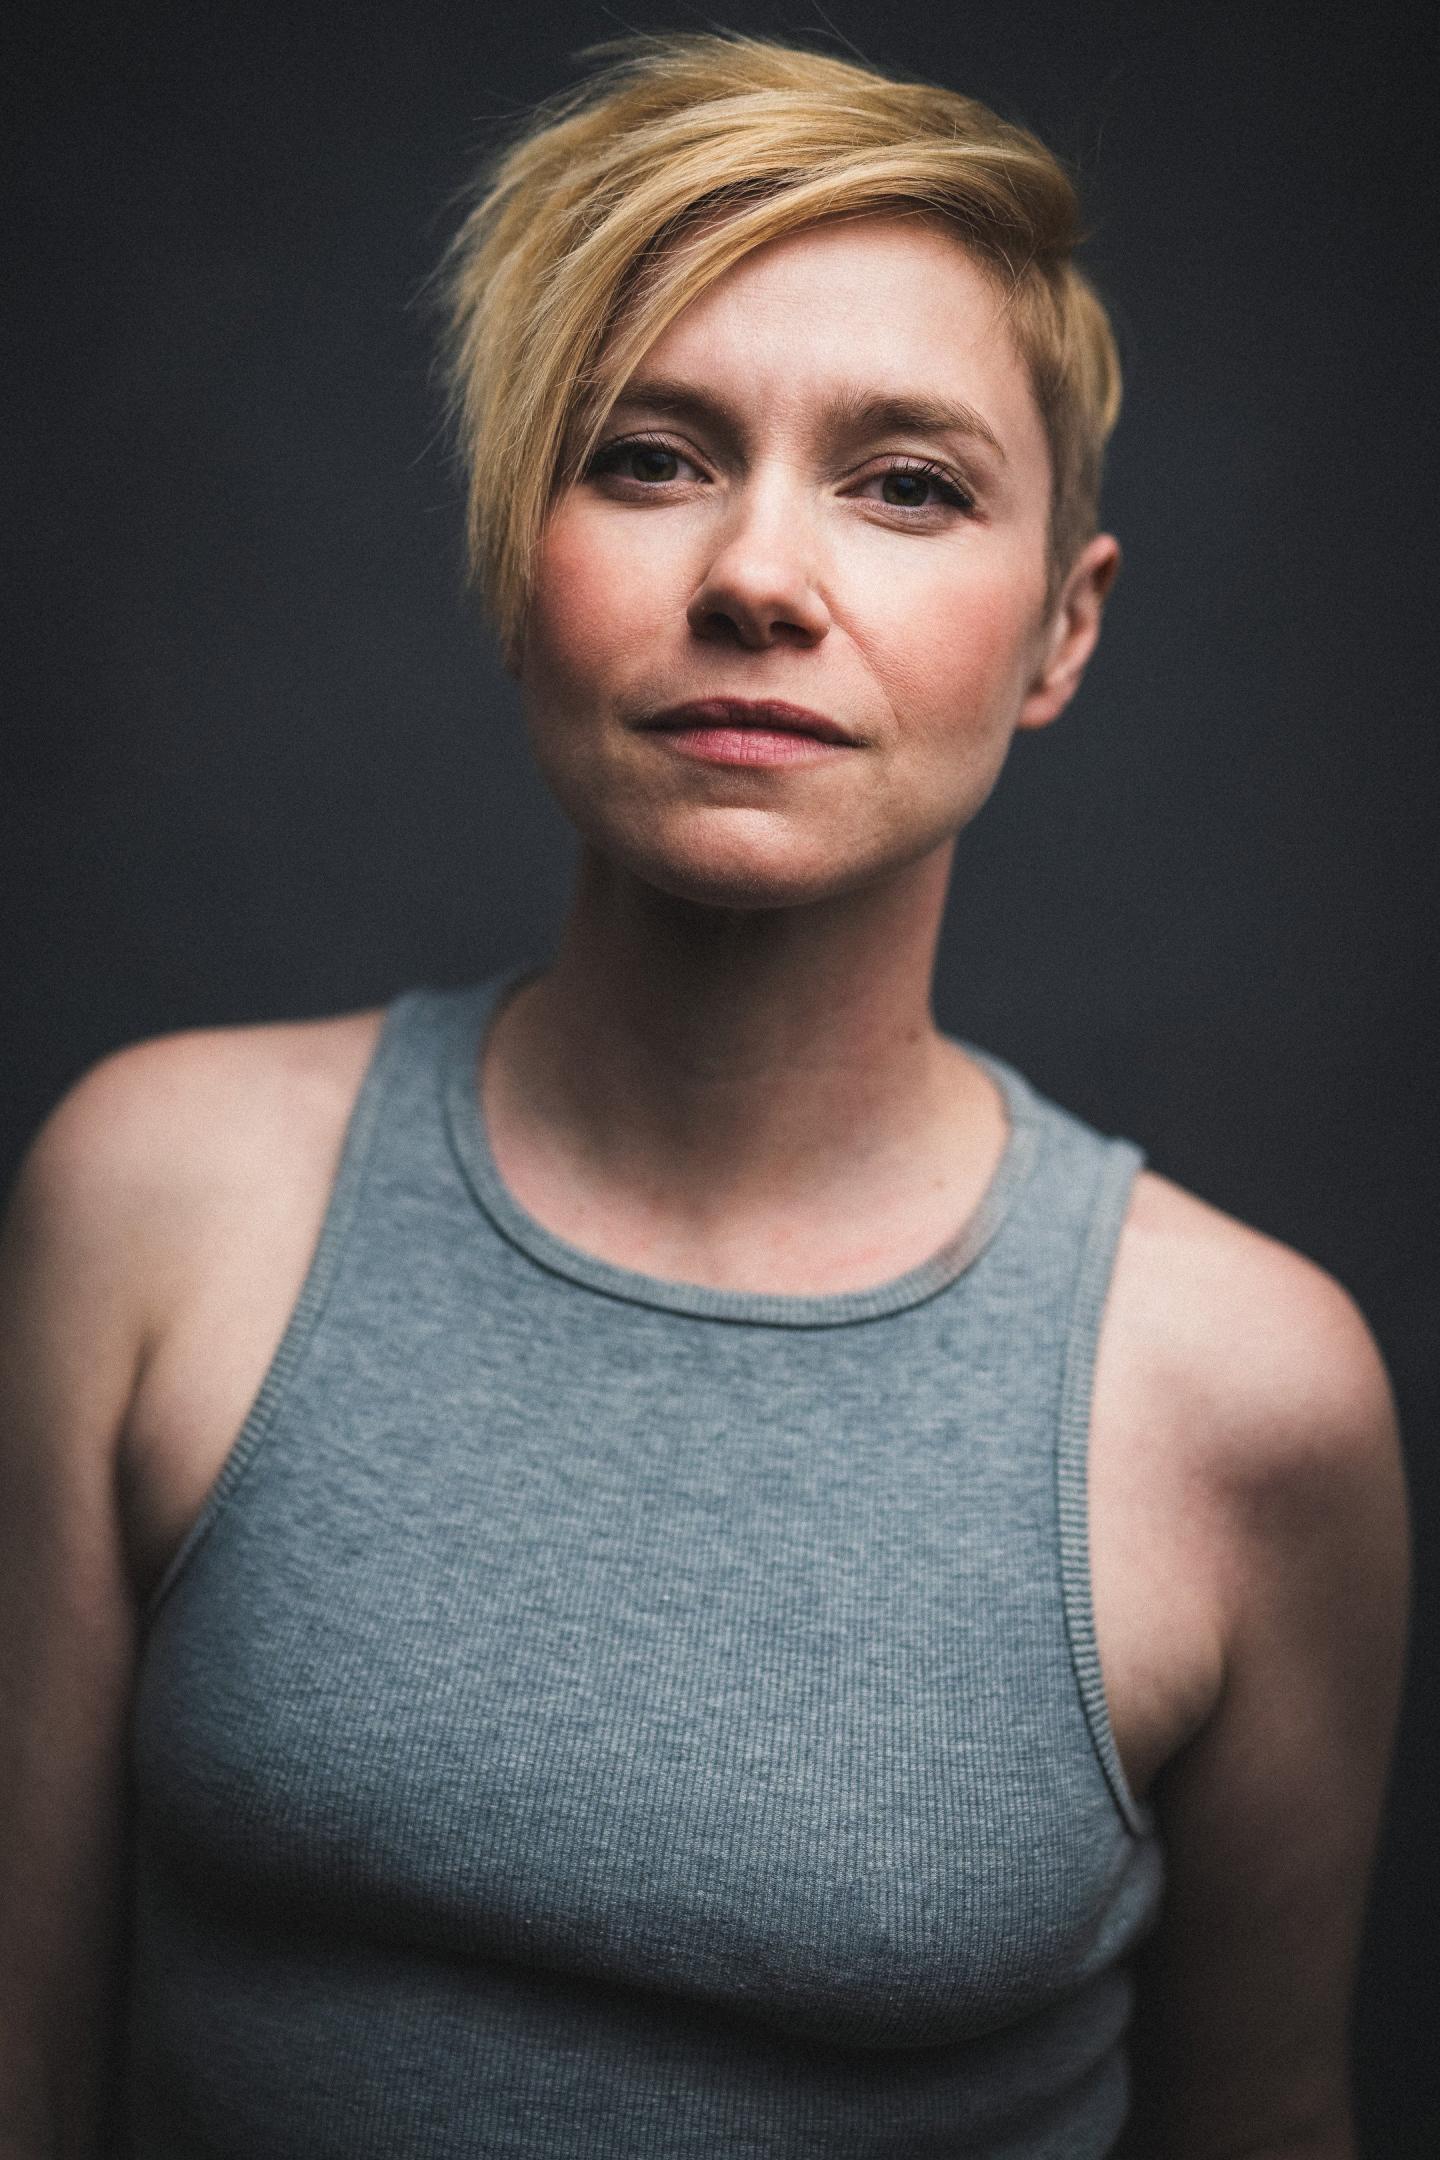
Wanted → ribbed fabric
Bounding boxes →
[122,962,1164,2159]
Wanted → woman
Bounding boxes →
[0,30,1408,2159]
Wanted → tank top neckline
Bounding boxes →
[440,961,1045,1329]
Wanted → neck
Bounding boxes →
[487,839,987,1225]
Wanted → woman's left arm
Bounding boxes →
[1117,1251,1410,2160]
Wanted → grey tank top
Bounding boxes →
[123,963,1165,2159]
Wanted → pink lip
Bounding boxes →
[651,725,848,769]
[645,698,857,746]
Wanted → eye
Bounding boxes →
[585,433,705,487]
[860,459,976,516]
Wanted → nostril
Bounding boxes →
[687,573,830,651]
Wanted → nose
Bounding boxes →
[685,476,831,651]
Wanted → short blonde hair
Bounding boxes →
[440,30,1121,663]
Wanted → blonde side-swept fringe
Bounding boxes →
[438,31,1121,666]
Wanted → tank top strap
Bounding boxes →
[961,1046,1149,1832]
[141,979,473,1625]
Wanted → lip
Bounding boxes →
[644,698,857,746]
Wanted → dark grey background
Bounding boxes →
[5,1,1436,2146]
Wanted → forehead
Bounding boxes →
[624,211,1046,470]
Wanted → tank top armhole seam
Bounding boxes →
[138,987,428,1634]
[1055,1133,1155,1841]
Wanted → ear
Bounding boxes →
[1015,533,1121,732]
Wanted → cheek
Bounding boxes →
[864,555,1044,738]
[519,510,657,827]
[528,505,671,689]
[527,517,609,683]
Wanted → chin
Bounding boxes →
[605,808,888,913]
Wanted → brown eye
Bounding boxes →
[868,461,975,515]
[626,445,681,483]
[587,436,697,486]
[882,470,936,507]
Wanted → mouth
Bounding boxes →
[643,698,858,746]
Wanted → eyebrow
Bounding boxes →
[607,374,1007,463]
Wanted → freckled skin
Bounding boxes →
[516,213,1113,911]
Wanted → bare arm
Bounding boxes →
[0,1055,168,2156]
[1115,1249,1410,2159]
[1,1013,380,2158]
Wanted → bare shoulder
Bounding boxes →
[7,1002,388,1408]
[12,1006,388,1351]
[9,1006,393,1606]
[1103,1179,1409,2149]
[1112,1165,1403,1500]
[1,1017,384,2142]
[1086,1162,1406,1807]
[29,1006,388,1175]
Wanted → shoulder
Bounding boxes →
[0,1006,386,2140]
[19,1006,389,1202]
[1109,1167,1407,1656]
[1115,1166,1402,1492]
[8,1007,388,1352]
[1104,1172,1408,2145]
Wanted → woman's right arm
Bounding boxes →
[0,1053,164,2157]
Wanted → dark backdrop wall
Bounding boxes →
[5,1,1436,2145]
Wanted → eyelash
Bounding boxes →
[585,431,977,517]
